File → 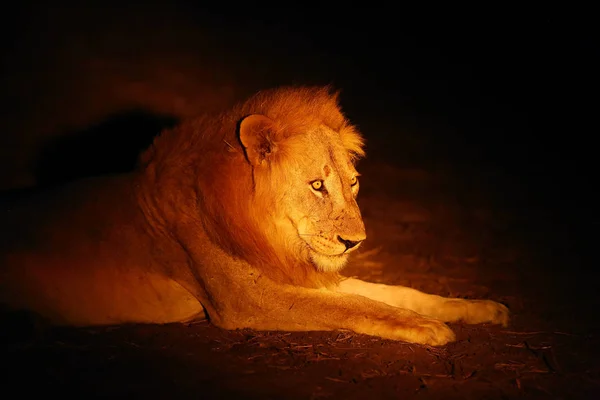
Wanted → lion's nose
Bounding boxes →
[337,236,363,251]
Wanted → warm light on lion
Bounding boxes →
[0,86,508,345]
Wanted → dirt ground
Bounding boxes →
[1,157,598,399]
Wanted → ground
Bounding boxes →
[1,155,598,399]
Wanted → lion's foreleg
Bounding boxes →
[172,237,458,346]
[169,256,457,344]
[335,278,509,327]
[202,279,459,346]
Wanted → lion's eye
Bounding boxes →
[350,176,358,186]
[311,180,324,191]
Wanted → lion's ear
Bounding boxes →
[238,114,279,166]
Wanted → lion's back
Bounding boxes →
[0,174,206,325]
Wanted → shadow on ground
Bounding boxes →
[33,111,178,187]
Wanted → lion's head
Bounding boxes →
[139,86,366,287]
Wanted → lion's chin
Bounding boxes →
[309,251,349,273]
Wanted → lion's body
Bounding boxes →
[0,87,509,345]
[0,175,204,325]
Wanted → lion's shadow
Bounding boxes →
[34,110,179,187]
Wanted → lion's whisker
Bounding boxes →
[223,139,240,153]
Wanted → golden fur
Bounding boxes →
[0,86,509,345]
[137,86,363,288]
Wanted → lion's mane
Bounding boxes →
[137,86,365,288]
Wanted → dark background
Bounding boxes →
[1,4,599,398]
[0,3,596,281]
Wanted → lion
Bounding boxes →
[0,86,508,345]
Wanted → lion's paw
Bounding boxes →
[375,315,456,346]
[406,317,457,346]
[462,299,510,327]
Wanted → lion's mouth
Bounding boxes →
[306,248,350,272]
[311,249,346,259]
[296,231,354,271]
[303,242,347,258]
[306,242,362,257]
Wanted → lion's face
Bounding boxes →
[281,130,366,272]
[240,115,366,273]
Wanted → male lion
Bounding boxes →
[0,86,508,345]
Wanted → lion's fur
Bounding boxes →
[137,86,364,288]
[0,86,509,343]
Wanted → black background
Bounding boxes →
[1,3,597,273]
